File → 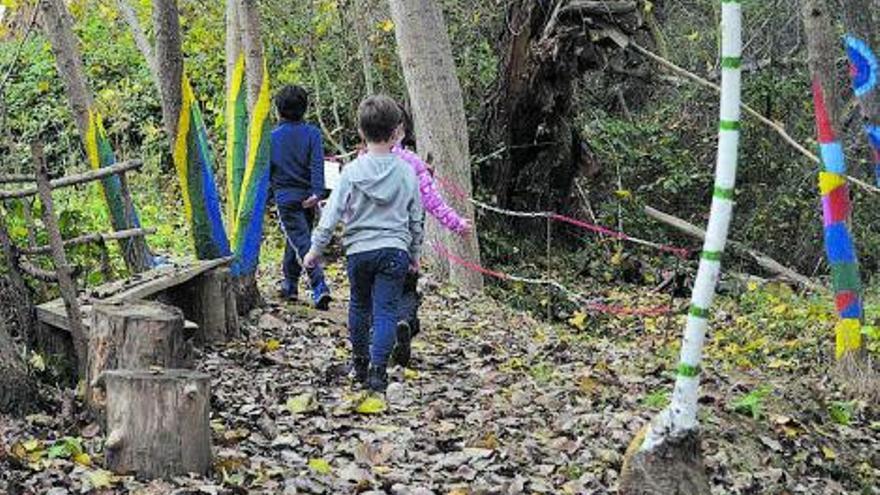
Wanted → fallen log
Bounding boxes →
[644,205,825,293]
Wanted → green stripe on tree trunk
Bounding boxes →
[702,250,723,261]
[677,363,701,377]
[689,305,710,319]
[719,120,741,131]
[721,57,741,69]
[713,186,735,200]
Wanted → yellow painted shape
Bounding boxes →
[819,171,846,196]
[226,52,245,229]
[173,74,195,226]
[834,318,862,359]
[233,60,271,244]
[84,109,103,170]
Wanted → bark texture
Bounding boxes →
[619,430,711,495]
[153,0,185,140]
[482,0,640,214]
[238,0,266,114]
[87,301,192,413]
[388,0,483,290]
[161,267,240,345]
[104,369,212,479]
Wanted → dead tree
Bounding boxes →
[481,0,642,214]
[388,0,483,290]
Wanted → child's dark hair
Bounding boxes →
[275,85,308,122]
[397,100,416,149]
[358,95,403,143]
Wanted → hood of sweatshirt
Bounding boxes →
[346,154,401,205]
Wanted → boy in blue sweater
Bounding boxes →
[303,95,423,392]
[271,85,331,309]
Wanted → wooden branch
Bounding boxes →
[115,0,159,90]
[0,160,143,200]
[628,41,880,195]
[0,175,35,184]
[33,142,88,377]
[561,1,637,15]
[21,228,157,256]
[19,260,59,282]
[644,205,826,293]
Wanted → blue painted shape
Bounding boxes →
[824,222,857,264]
[840,300,863,319]
[820,142,846,174]
[845,35,879,97]
[231,167,270,277]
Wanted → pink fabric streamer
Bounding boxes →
[431,242,672,317]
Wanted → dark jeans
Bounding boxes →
[347,248,410,368]
[278,200,325,295]
[399,272,420,336]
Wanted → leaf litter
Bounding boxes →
[0,261,878,494]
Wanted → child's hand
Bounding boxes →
[459,219,473,236]
[409,259,420,273]
[302,195,320,209]
[303,250,321,269]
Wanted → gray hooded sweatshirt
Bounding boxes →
[311,152,424,260]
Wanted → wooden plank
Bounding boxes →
[36,258,232,332]
[105,257,232,303]
[0,160,143,200]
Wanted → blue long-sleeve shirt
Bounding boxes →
[270,121,325,204]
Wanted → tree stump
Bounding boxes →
[162,267,240,345]
[87,301,191,412]
[103,369,212,479]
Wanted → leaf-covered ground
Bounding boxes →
[1,260,878,494]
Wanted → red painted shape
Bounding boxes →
[812,78,836,144]
[836,291,857,313]
[825,185,851,223]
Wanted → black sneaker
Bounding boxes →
[367,365,388,393]
[392,321,412,367]
[352,357,369,385]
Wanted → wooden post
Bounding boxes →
[162,267,239,345]
[87,301,192,412]
[104,369,211,479]
[32,141,88,377]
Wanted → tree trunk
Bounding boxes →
[153,0,184,141]
[148,0,232,262]
[161,267,240,344]
[116,0,158,90]
[0,322,38,416]
[38,0,152,274]
[803,0,866,360]
[86,301,192,413]
[841,1,880,186]
[104,369,211,479]
[388,0,483,291]
[232,0,271,313]
[350,0,375,94]
[479,1,639,216]
[621,1,742,491]
[225,0,247,227]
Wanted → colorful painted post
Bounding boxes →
[173,75,232,260]
[85,110,152,272]
[813,82,864,358]
[845,37,880,184]
[231,61,272,277]
[805,0,864,360]
[226,53,248,230]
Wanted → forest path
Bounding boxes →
[2,260,878,494]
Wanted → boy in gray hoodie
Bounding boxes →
[303,95,423,393]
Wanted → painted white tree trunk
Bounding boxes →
[641,0,742,450]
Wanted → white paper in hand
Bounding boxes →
[323,160,341,190]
